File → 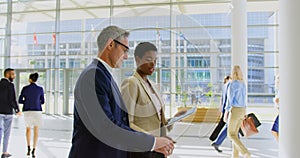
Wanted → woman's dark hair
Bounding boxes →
[29,73,39,82]
[134,42,157,58]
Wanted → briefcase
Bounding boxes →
[241,116,258,137]
[239,113,261,137]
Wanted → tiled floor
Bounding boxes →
[5,107,278,158]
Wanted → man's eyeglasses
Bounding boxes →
[113,39,129,52]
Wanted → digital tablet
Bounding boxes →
[166,107,197,126]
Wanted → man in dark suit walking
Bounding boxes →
[0,68,21,158]
[68,26,174,158]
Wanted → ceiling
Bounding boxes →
[0,0,279,22]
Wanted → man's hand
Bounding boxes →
[154,137,174,157]
[16,112,22,116]
[155,146,174,157]
[164,136,176,144]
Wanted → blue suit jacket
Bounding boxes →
[221,82,230,114]
[19,83,44,111]
[68,59,154,158]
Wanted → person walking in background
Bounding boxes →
[121,42,186,158]
[210,75,231,152]
[18,72,45,158]
[0,68,22,158]
[271,75,279,142]
[224,65,251,158]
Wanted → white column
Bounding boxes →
[54,0,61,115]
[279,0,300,157]
[4,0,12,68]
[273,12,279,76]
[231,0,247,84]
[170,4,176,117]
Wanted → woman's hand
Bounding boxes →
[174,109,187,117]
[274,97,279,104]
[223,111,229,123]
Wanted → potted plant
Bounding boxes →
[177,83,221,123]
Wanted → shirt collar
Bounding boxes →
[2,78,10,82]
[95,57,113,76]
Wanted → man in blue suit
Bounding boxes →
[68,26,174,158]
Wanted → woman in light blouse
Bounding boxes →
[121,42,185,158]
[224,65,251,158]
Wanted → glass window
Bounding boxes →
[61,0,110,9]
[0,3,7,14]
[12,15,55,35]
[161,70,170,82]
[113,0,168,5]
[0,14,6,33]
[60,59,66,68]
[60,8,110,24]
[112,5,170,29]
[12,1,55,12]
[69,58,81,68]
[0,0,280,115]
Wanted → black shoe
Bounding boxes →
[27,146,31,156]
[211,143,222,153]
[31,148,35,158]
[1,153,12,158]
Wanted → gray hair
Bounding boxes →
[97,26,130,52]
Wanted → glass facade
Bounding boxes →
[0,0,279,116]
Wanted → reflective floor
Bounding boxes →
[7,107,278,158]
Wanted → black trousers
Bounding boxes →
[128,151,164,158]
[209,113,226,141]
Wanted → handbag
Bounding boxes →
[247,113,261,128]
[240,115,259,137]
[239,113,261,137]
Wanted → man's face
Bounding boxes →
[110,37,129,68]
[8,71,15,82]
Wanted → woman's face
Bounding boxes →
[136,50,157,76]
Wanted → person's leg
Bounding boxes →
[2,115,13,154]
[0,115,4,150]
[211,126,228,153]
[33,126,39,148]
[26,127,31,155]
[228,108,250,157]
[26,127,31,147]
[209,114,226,141]
[228,111,240,157]
[232,143,239,158]
[31,126,39,157]
[215,126,227,146]
[271,115,279,142]
[271,131,279,142]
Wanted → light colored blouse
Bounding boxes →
[225,80,247,111]
[144,80,162,115]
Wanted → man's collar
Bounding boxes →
[95,57,113,75]
[2,78,10,82]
